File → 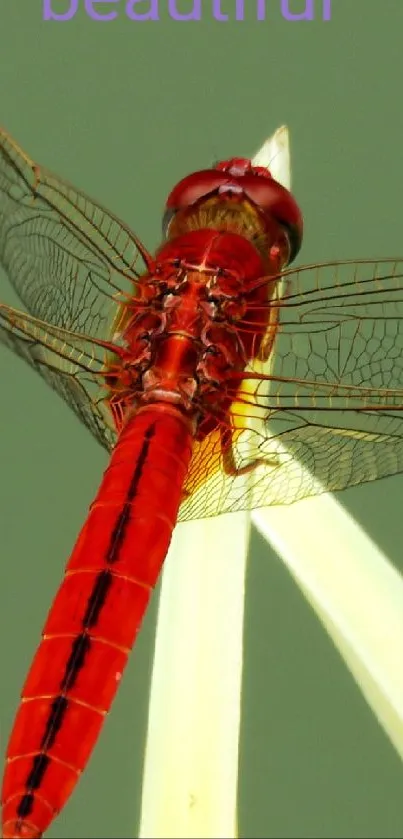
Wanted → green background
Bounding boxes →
[1,1,403,836]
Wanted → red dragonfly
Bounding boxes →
[1,125,403,839]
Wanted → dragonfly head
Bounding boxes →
[163,158,303,263]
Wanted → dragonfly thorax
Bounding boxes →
[105,228,276,435]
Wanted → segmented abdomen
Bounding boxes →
[2,405,193,839]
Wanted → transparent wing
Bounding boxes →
[0,128,149,337]
[179,258,403,518]
[2,136,403,517]
[0,304,116,452]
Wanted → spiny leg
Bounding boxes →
[220,425,280,477]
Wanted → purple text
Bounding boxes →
[43,1,332,23]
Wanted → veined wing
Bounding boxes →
[0,128,150,337]
[180,258,403,518]
[0,303,116,451]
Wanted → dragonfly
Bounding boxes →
[1,125,403,839]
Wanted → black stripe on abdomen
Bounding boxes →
[16,421,156,819]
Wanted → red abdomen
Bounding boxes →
[2,406,193,839]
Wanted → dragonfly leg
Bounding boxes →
[220,426,279,476]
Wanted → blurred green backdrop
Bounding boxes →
[1,1,403,837]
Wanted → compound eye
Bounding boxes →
[163,169,234,238]
[166,170,230,213]
[240,177,303,262]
